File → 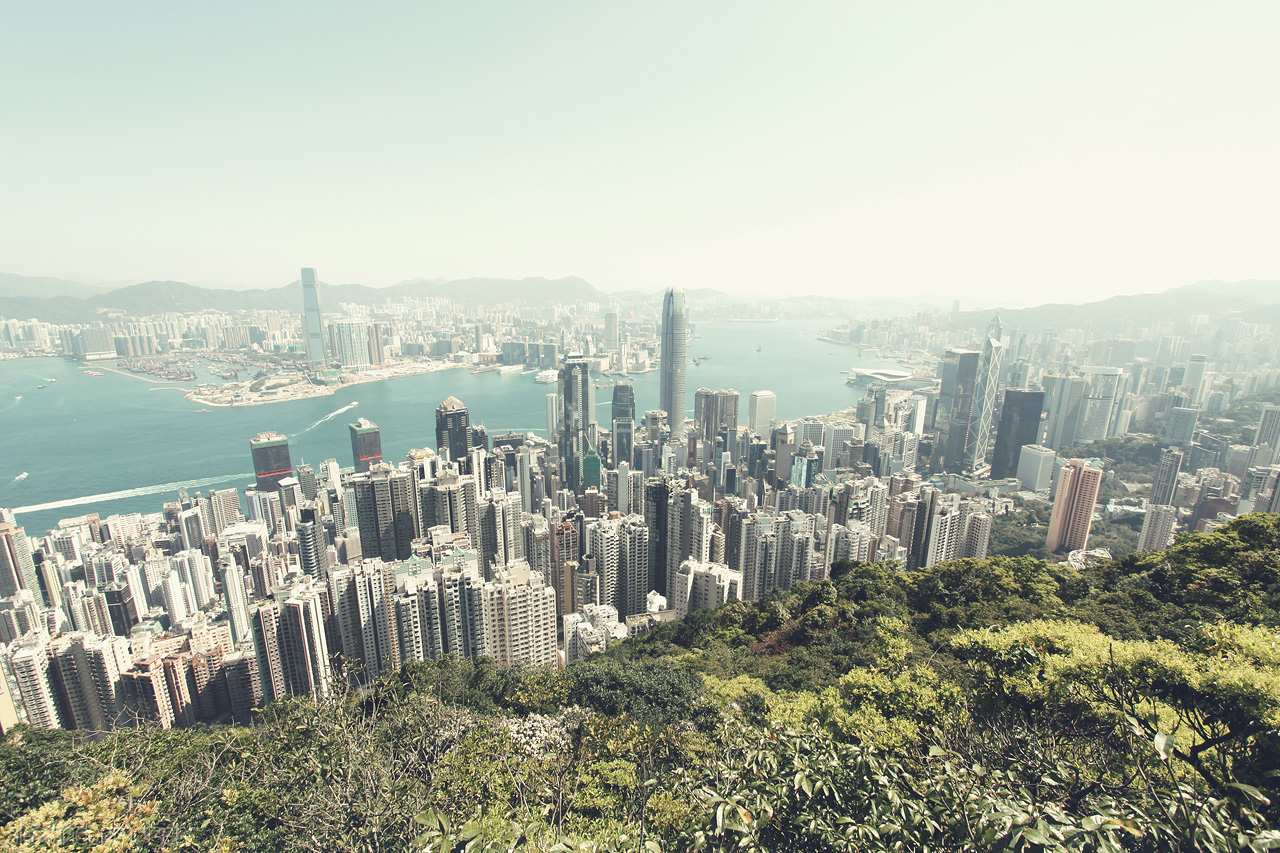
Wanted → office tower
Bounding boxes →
[435,396,472,463]
[220,557,252,646]
[296,505,327,577]
[1183,354,1208,403]
[1151,447,1184,507]
[1256,405,1280,451]
[349,464,420,563]
[1167,407,1199,447]
[612,417,635,469]
[177,506,207,553]
[990,389,1046,479]
[1016,445,1056,492]
[0,515,39,603]
[1140,505,1178,552]
[604,312,620,352]
[611,380,635,425]
[296,463,319,501]
[349,418,383,473]
[934,349,980,473]
[1076,367,1125,444]
[480,560,558,667]
[331,319,371,369]
[964,315,1005,473]
[1042,375,1084,450]
[559,354,596,492]
[748,390,777,436]
[1046,459,1104,552]
[250,432,292,492]
[659,287,688,431]
[301,267,327,372]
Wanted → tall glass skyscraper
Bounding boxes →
[659,287,687,433]
[301,268,327,372]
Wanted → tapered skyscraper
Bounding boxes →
[659,287,687,432]
[301,268,327,372]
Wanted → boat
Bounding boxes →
[534,369,559,384]
[14,472,27,482]
[36,384,46,389]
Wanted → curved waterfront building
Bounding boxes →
[659,287,687,432]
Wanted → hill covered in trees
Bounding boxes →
[3,515,1280,851]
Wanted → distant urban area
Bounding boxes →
[0,270,1276,735]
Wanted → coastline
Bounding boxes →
[182,359,468,407]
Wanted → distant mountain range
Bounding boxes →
[0,271,1276,329]
[0,275,611,323]
[950,280,1280,333]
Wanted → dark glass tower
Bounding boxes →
[349,418,383,473]
[659,287,687,431]
[989,389,1046,479]
[435,397,471,464]
[301,267,327,372]
[559,355,595,492]
[611,380,635,424]
[250,432,293,491]
[934,350,980,474]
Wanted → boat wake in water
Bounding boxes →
[13,472,254,515]
[296,401,359,436]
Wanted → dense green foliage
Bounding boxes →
[5,515,1280,851]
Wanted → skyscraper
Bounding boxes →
[331,319,372,369]
[250,432,292,493]
[989,389,1045,479]
[611,380,635,425]
[1139,505,1177,552]
[349,418,383,473]
[559,354,596,492]
[301,267,327,372]
[965,315,1005,473]
[1046,458,1104,552]
[1151,447,1184,507]
[934,349,980,473]
[659,287,688,432]
[435,397,471,463]
[748,390,777,436]
[0,514,39,603]
[349,464,421,563]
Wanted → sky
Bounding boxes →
[2,2,1278,305]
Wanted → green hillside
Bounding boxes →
[3,515,1279,851]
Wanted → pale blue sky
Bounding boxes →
[2,2,1277,303]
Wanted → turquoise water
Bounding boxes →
[0,317,896,533]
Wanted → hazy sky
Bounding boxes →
[2,2,1277,304]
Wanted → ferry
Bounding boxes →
[534,369,559,384]
[497,364,524,375]
[84,370,104,377]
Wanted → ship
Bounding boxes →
[534,369,559,384]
